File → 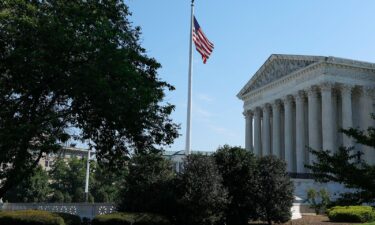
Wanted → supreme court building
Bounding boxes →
[237,54,375,175]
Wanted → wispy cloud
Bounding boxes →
[208,124,237,138]
[197,93,214,103]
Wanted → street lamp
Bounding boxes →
[84,149,95,203]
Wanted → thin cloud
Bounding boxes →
[197,93,214,103]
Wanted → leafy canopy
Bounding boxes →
[307,117,375,204]
[0,0,178,197]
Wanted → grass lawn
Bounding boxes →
[361,223,375,225]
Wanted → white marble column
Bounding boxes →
[254,108,262,156]
[307,86,321,165]
[245,110,253,151]
[341,84,353,147]
[321,82,335,152]
[262,104,271,156]
[272,100,282,158]
[295,91,306,173]
[360,86,375,164]
[283,95,294,172]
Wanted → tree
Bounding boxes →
[256,156,294,225]
[118,153,175,215]
[175,154,228,225]
[306,116,375,204]
[49,157,91,202]
[213,145,258,225]
[0,0,178,197]
[91,162,127,203]
[3,166,51,203]
[307,147,375,204]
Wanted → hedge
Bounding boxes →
[54,212,81,225]
[92,212,171,225]
[0,210,65,225]
[328,206,375,223]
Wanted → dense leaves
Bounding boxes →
[256,156,294,225]
[118,153,175,215]
[3,166,51,203]
[0,0,178,197]
[307,119,375,204]
[4,157,125,203]
[213,145,258,225]
[175,154,228,225]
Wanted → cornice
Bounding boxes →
[242,61,375,105]
[238,55,375,102]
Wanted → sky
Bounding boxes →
[125,0,375,152]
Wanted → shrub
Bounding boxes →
[0,210,65,225]
[118,153,176,216]
[175,154,228,225]
[54,213,81,225]
[305,188,331,214]
[328,206,375,223]
[92,212,171,225]
[256,156,294,225]
[214,145,258,225]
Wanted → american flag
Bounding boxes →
[193,16,214,64]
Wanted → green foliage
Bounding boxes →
[328,206,375,223]
[0,0,178,197]
[4,166,51,203]
[49,157,92,203]
[0,210,65,225]
[91,161,127,203]
[54,213,81,225]
[213,145,258,225]
[92,212,171,225]
[305,188,331,214]
[256,155,294,225]
[307,146,375,204]
[118,153,175,215]
[174,154,228,225]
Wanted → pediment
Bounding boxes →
[237,54,325,98]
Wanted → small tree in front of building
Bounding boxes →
[306,119,375,205]
[118,152,176,216]
[255,155,294,225]
[175,154,228,225]
[214,145,258,225]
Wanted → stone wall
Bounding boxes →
[0,203,116,219]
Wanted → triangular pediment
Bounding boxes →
[237,54,325,98]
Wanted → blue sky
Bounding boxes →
[125,0,375,152]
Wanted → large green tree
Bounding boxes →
[0,0,178,197]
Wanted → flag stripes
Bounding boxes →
[193,16,214,63]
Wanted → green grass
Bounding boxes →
[362,222,375,225]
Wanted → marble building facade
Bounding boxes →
[237,54,375,174]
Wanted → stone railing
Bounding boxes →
[0,203,117,219]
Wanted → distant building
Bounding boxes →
[39,147,89,171]
[163,150,214,172]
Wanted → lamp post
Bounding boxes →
[84,149,94,202]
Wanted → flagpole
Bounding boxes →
[185,0,194,156]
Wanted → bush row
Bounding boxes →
[328,206,375,223]
[0,210,82,225]
[118,146,295,225]
[92,212,170,225]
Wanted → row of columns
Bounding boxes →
[244,82,373,172]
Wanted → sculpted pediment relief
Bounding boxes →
[238,55,324,97]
